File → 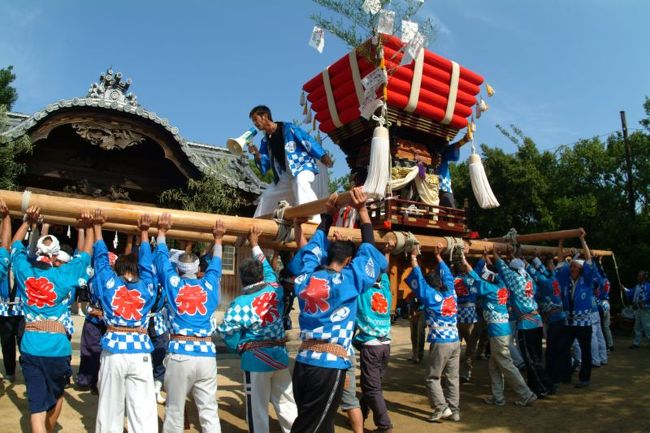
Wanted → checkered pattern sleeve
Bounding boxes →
[495,258,522,292]
[252,246,277,285]
[217,301,244,352]
[290,123,326,161]
[405,266,439,308]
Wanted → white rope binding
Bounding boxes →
[21,190,32,212]
[441,61,460,125]
[349,50,364,106]
[405,49,425,113]
[322,67,343,128]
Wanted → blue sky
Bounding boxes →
[1,0,649,179]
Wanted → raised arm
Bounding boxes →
[12,206,40,245]
[350,187,374,245]
[579,229,591,262]
[293,217,309,248]
[249,224,276,284]
[136,214,154,281]
[79,211,94,254]
[0,199,11,252]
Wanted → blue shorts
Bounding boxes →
[20,353,71,413]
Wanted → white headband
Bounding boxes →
[177,259,200,277]
[36,235,60,257]
[56,251,71,263]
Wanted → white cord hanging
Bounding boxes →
[468,137,500,209]
[113,231,119,250]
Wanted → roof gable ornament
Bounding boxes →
[87,68,138,106]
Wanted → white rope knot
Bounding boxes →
[443,236,465,263]
[371,113,386,127]
[391,231,420,256]
[272,200,295,243]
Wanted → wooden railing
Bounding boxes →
[368,197,467,235]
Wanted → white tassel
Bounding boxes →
[67,225,71,238]
[469,151,499,209]
[300,91,306,106]
[303,109,312,124]
[362,125,390,198]
[113,231,119,249]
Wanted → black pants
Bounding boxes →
[545,321,568,384]
[76,319,106,389]
[291,362,346,433]
[148,322,169,382]
[563,325,592,383]
[360,344,392,430]
[0,315,25,376]
[517,327,553,396]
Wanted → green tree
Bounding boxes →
[0,66,18,110]
[159,172,247,214]
[0,108,33,191]
[311,0,436,48]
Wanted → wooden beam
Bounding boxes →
[258,191,354,220]
[485,229,585,243]
[1,189,612,256]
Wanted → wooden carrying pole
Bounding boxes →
[1,190,612,256]
[485,229,585,244]
[257,191,353,220]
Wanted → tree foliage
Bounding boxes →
[311,0,436,48]
[159,171,247,214]
[0,66,18,110]
[0,105,33,190]
[451,99,650,284]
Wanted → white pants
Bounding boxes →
[254,170,320,221]
[244,369,297,433]
[590,312,607,365]
[96,351,158,433]
[163,354,221,433]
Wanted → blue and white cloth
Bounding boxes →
[257,122,327,184]
[93,240,156,354]
[495,258,543,330]
[291,229,387,369]
[405,261,459,343]
[555,261,595,326]
[436,144,460,193]
[154,242,221,357]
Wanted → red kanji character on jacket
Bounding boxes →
[497,287,509,305]
[252,291,279,326]
[112,286,145,321]
[176,284,208,316]
[552,280,561,297]
[371,292,388,314]
[441,296,457,317]
[524,280,534,298]
[300,276,330,314]
[454,278,469,297]
[25,277,57,308]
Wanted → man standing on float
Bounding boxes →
[248,105,333,219]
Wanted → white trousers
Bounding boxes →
[96,351,158,433]
[163,354,221,433]
[254,170,320,222]
[244,369,297,433]
[590,312,607,365]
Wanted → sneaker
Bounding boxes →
[428,407,453,422]
[448,412,461,422]
[514,393,537,407]
[575,381,590,389]
[483,396,506,406]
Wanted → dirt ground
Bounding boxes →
[1,314,649,433]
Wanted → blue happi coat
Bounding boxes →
[555,261,595,326]
[495,259,543,330]
[624,281,650,309]
[93,240,157,353]
[11,240,92,357]
[218,246,289,372]
[257,122,327,183]
[354,273,392,344]
[405,261,459,344]
[436,144,460,193]
[292,229,387,369]
[467,260,510,337]
[0,248,22,317]
[155,242,221,357]
[454,273,478,324]
[526,263,566,324]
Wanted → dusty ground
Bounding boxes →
[1,314,649,433]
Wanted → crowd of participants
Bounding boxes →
[0,189,649,433]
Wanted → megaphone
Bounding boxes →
[227,127,258,155]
